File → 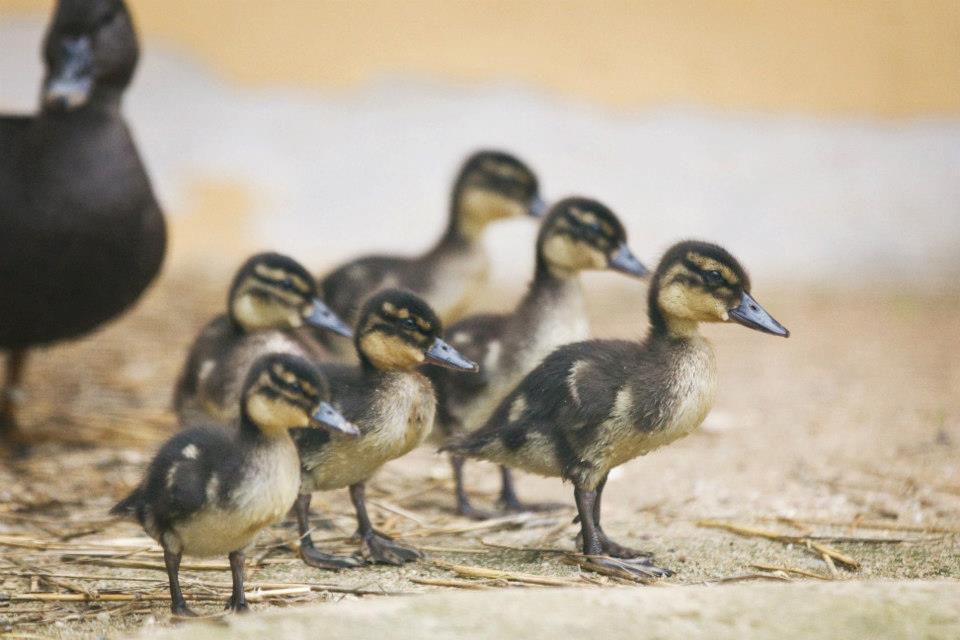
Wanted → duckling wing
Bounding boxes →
[138,428,240,526]
[447,340,643,473]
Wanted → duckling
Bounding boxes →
[173,252,352,426]
[293,289,477,568]
[0,0,165,449]
[445,240,788,577]
[429,197,648,519]
[316,150,545,358]
[111,353,357,617]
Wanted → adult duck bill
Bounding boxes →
[425,338,479,372]
[609,243,648,277]
[43,36,94,110]
[729,291,790,337]
[305,298,353,337]
[311,401,360,437]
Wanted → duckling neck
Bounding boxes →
[649,312,703,341]
[438,184,501,247]
[236,411,271,444]
[526,260,583,306]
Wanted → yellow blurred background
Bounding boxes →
[2,0,959,116]
[2,1,959,285]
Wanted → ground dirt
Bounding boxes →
[0,271,958,638]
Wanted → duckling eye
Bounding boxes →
[400,317,417,331]
[276,278,295,291]
[703,270,723,287]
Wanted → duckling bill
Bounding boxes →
[316,150,545,357]
[173,252,351,426]
[444,240,787,578]
[111,354,355,617]
[0,0,165,450]
[428,197,648,519]
[293,289,477,569]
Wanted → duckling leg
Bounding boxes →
[497,466,566,514]
[573,485,672,579]
[0,350,29,454]
[592,475,653,559]
[162,546,197,617]
[225,550,249,613]
[451,455,494,520]
[294,493,362,570]
[350,483,422,565]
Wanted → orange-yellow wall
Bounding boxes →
[2,0,958,117]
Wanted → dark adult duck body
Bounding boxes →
[293,290,477,568]
[173,253,351,425]
[317,150,545,357]
[446,241,788,577]
[429,197,648,518]
[0,0,165,446]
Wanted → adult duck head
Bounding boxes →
[42,0,139,112]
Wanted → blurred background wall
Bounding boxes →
[1,0,959,287]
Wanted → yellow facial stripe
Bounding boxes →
[569,207,597,226]
[382,302,410,319]
[686,252,739,285]
[253,263,311,293]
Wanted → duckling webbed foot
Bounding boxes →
[574,484,671,580]
[585,555,674,579]
[457,495,496,520]
[294,493,363,570]
[350,482,422,565]
[170,603,199,619]
[498,466,565,514]
[225,595,250,614]
[357,530,422,565]
[300,540,363,570]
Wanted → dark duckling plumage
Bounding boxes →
[173,252,352,425]
[445,240,788,577]
[316,150,545,358]
[293,289,477,568]
[111,353,356,617]
[428,197,648,518]
[0,0,165,446]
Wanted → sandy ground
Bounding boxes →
[0,271,958,638]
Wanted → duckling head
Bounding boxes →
[228,252,352,337]
[42,0,138,111]
[536,197,648,279]
[242,353,358,439]
[451,150,546,240]
[649,240,789,338]
[355,290,479,372]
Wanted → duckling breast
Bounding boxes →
[302,372,436,492]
